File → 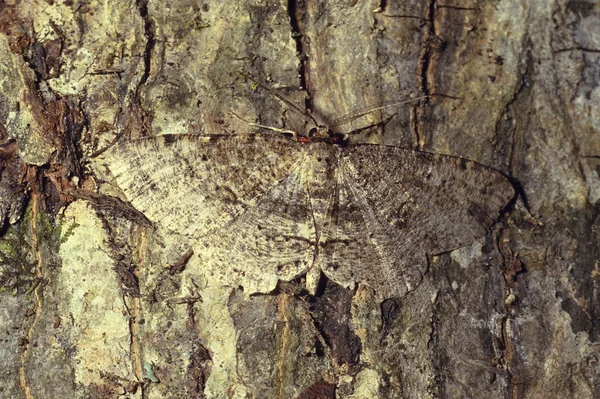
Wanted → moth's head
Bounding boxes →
[305,125,347,145]
[308,125,333,139]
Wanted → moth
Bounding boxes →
[103,91,514,300]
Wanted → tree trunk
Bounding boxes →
[1,0,598,398]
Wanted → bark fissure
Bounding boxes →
[18,190,43,399]
[420,0,437,98]
[414,0,438,149]
[494,223,526,398]
[135,0,155,89]
[287,0,311,111]
[553,46,600,53]
[427,293,446,398]
[436,5,479,11]
[501,56,528,166]
[276,294,291,399]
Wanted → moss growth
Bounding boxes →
[0,205,77,294]
[0,230,18,258]
[57,220,79,245]
[0,223,36,295]
[32,205,79,250]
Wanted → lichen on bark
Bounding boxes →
[0,0,599,398]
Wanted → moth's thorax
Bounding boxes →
[305,145,340,231]
[298,133,347,146]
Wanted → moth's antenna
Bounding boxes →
[229,111,298,139]
[330,96,431,128]
[241,72,320,127]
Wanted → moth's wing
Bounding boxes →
[103,134,307,241]
[318,170,426,299]
[340,146,514,254]
[320,145,514,299]
[195,163,317,293]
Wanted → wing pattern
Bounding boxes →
[317,145,514,298]
[106,134,306,241]
[104,136,514,299]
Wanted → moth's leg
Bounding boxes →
[343,114,395,140]
[229,111,298,139]
[240,72,320,128]
[89,130,126,158]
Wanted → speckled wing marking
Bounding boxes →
[105,135,514,299]
[318,146,514,299]
[105,134,308,242]
[318,168,427,299]
[194,164,317,289]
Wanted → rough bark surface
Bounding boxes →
[0,0,598,398]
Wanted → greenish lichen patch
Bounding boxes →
[33,205,79,261]
[0,222,36,294]
[143,362,159,383]
[0,203,80,295]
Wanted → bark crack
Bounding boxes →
[503,49,532,211]
[420,0,437,98]
[135,0,155,88]
[414,0,438,150]
[493,223,526,398]
[124,294,144,385]
[276,294,292,399]
[553,46,600,53]
[437,5,478,11]
[287,0,311,111]
[124,0,156,139]
[426,292,445,397]
[18,188,44,399]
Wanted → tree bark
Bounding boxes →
[0,0,598,398]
